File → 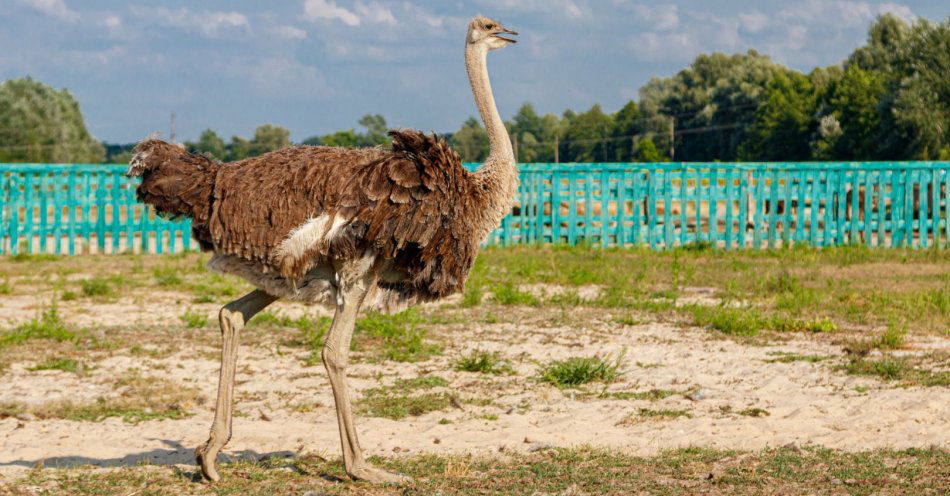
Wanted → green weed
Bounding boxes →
[80,277,113,297]
[688,305,766,337]
[0,307,75,348]
[357,375,453,419]
[355,309,440,362]
[839,356,949,387]
[538,351,625,388]
[454,350,514,375]
[178,309,208,329]
[28,357,85,374]
[492,283,540,306]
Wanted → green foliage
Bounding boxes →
[0,78,104,163]
[28,357,84,374]
[538,352,625,387]
[354,309,440,362]
[688,305,767,337]
[178,309,208,329]
[454,350,514,375]
[491,283,540,306]
[450,117,490,162]
[80,277,113,298]
[0,307,75,348]
[633,138,665,162]
[357,375,453,419]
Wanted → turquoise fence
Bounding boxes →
[2,162,949,255]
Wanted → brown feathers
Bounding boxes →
[132,131,495,302]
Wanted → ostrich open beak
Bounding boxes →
[493,27,518,44]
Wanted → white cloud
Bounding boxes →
[303,0,360,26]
[15,0,77,21]
[777,1,914,29]
[103,14,121,29]
[738,11,769,33]
[629,31,695,61]
[633,4,679,31]
[273,25,308,40]
[131,7,249,37]
[355,1,396,25]
[476,0,590,20]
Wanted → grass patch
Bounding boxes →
[838,355,949,387]
[538,351,624,388]
[251,311,332,366]
[80,277,113,298]
[602,388,683,401]
[623,408,693,423]
[151,267,183,287]
[178,308,208,329]
[0,279,11,295]
[354,309,440,363]
[461,282,483,307]
[491,283,540,306]
[0,307,76,348]
[357,375,454,420]
[687,305,767,337]
[28,357,86,374]
[765,352,829,363]
[875,321,907,350]
[454,350,514,375]
[738,407,770,417]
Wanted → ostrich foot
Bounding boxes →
[348,463,412,484]
[195,443,222,482]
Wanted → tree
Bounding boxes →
[738,71,817,161]
[816,65,886,159]
[357,114,388,147]
[639,51,791,161]
[450,117,490,162]
[0,77,104,163]
[634,138,665,162]
[610,100,643,162]
[563,104,612,162]
[228,136,254,161]
[186,129,227,161]
[250,124,291,156]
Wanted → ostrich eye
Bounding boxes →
[485,23,495,30]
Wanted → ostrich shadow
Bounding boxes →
[0,439,335,480]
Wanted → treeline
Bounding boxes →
[1,14,946,164]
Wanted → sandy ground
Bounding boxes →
[0,289,948,482]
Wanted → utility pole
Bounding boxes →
[513,133,519,163]
[554,131,559,164]
[668,117,675,161]
[170,112,177,144]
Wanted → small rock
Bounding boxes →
[782,442,802,454]
[15,413,36,422]
[844,479,856,485]
[523,436,532,444]
[527,442,554,453]
[829,476,842,485]
[392,446,402,453]
[686,389,705,402]
[259,409,273,421]
[505,407,514,415]
[498,445,506,453]
[433,438,441,444]
[705,472,715,480]
[15,421,25,429]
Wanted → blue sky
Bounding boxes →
[1,0,946,144]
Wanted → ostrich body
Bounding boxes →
[127,17,518,484]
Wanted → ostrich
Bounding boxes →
[127,16,518,484]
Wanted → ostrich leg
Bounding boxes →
[196,289,277,482]
[323,261,410,484]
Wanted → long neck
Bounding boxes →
[465,44,515,166]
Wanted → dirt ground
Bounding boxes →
[1,277,947,484]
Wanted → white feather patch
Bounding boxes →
[274,214,333,265]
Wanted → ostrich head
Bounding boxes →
[467,16,517,50]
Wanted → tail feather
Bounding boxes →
[128,139,218,246]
